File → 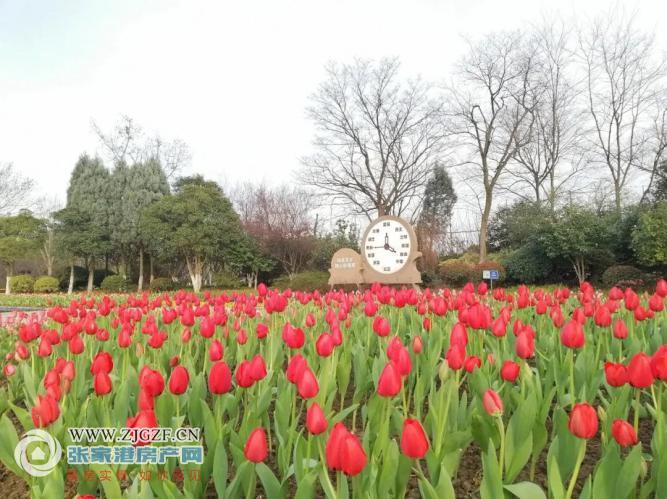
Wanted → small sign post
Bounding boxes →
[482,269,499,291]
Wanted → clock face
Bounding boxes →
[363,218,412,274]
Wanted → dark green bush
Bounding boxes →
[439,259,475,286]
[213,271,243,289]
[503,243,553,284]
[34,276,60,293]
[149,277,174,291]
[601,265,644,288]
[9,275,35,293]
[58,265,88,290]
[100,275,127,292]
[272,271,330,292]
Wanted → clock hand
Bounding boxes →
[387,246,396,253]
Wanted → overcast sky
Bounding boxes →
[1,0,665,221]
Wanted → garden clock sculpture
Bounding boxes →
[328,215,422,287]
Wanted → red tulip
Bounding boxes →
[325,423,348,471]
[568,403,598,439]
[500,360,520,383]
[94,371,112,396]
[464,356,481,373]
[412,336,423,354]
[445,344,466,370]
[377,362,402,397]
[482,389,503,416]
[611,419,638,447]
[139,367,165,397]
[209,340,223,362]
[126,410,158,445]
[657,279,667,298]
[612,319,628,340]
[325,423,367,476]
[169,366,190,395]
[236,361,254,388]
[286,354,307,384]
[316,333,335,357]
[651,346,667,381]
[306,402,328,435]
[249,355,267,381]
[297,367,319,399]
[604,362,627,387]
[91,352,114,375]
[627,353,654,388]
[515,331,534,359]
[561,321,585,349]
[372,316,391,337]
[400,418,429,459]
[31,394,60,428]
[244,428,268,463]
[208,361,232,394]
[256,323,269,339]
[282,324,305,349]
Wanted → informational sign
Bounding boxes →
[490,270,499,280]
[482,270,491,279]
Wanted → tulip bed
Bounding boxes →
[0,280,666,499]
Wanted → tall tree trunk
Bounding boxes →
[5,263,14,295]
[614,183,622,213]
[4,276,10,295]
[185,256,204,293]
[68,264,74,295]
[137,247,144,292]
[87,263,94,292]
[478,190,493,263]
[149,254,154,284]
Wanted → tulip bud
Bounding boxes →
[438,361,450,381]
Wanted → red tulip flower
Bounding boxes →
[515,331,534,359]
[297,367,319,399]
[377,362,402,397]
[316,333,335,357]
[611,419,638,447]
[627,353,654,388]
[208,361,232,394]
[244,428,268,463]
[91,352,114,375]
[94,371,113,396]
[500,360,520,383]
[286,354,307,384]
[372,316,390,337]
[482,389,503,416]
[306,402,328,435]
[325,423,367,476]
[568,403,598,439]
[412,336,423,354]
[139,367,165,397]
[612,319,628,340]
[31,394,61,428]
[249,355,267,381]
[209,340,223,362]
[400,418,430,459]
[604,362,628,387]
[168,366,190,395]
[561,321,585,349]
[651,346,667,381]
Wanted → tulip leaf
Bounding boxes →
[293,471,317,499]
[480,444,504,499]
[434,463,456,499]
[615,445,642,499]
[256,462,286,499]
[377,439,399,497]
[0,414,23,478]
[212,438,228,497]
[503,481,546,499]
[318,468,338,499]
[546,438,565,499]
[90,463,123,499]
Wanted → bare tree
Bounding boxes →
[33,196,63,276]
[446,31,537,262]
[0,163,35,215]
[578,13,666,212]
[509,21,585,211]
[639,103,667,203]
[91,115,191,179]
[301,58,445,220]
[232,183,315,279]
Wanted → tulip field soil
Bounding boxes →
[0,283,666,499]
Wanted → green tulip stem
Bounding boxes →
[569,350,576,408]
[651,384,662,447]
[565,439,587,499]
[634,389,641,434]
[495,416,505,481]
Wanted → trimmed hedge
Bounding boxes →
[602,265,644,288]
[273,271,330,292]
[149,277,174,292]
[439,259,475,286]
[100,275,127,292]
[34,276,60,293]
[9,275,35,293]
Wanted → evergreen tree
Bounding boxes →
[0,210,44,294]
[57,154,112,291]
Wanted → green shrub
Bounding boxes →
[213,271,243,289]
[58,265,88,290]
[149,277,174,292]
[9,275,35,293]
[439,259,475,286]
[601,265,644,288]
[34,276,60,293]
[272,271,330,292]
[503,243,553,284]
[100,275,127,292]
